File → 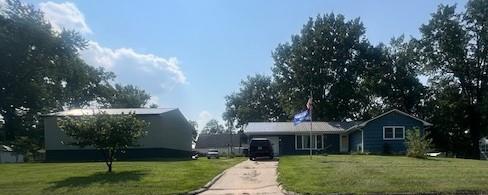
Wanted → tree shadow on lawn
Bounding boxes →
[46,170,148,190]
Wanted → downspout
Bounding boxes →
[361,128,364,153]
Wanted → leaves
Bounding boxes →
[58,112,148,172]
[201,119,225,135]
[223,74,287,128]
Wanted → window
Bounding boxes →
[295,135,323,150]
[316,135,323,149]
[303,135,311,148]
[383,126,405,140]
[296,135,302,149]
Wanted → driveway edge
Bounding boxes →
[187,170,226,195]
[279,183,299,195]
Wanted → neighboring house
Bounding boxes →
[244,109,432,156]
[481,137,488,160]
[0,145,24,163]
[43,108,194,161]
[195,134,247,155]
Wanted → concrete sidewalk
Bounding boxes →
[199,159,284,195]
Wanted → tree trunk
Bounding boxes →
[107,149,113,172]
[108,162,112,172]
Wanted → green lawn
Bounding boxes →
[0,157,243,195]
[278,155,488,194]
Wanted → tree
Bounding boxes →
[0,0,114,150]
[223,74,288,128]
[201,119,225,135]
[188,120,198,141]
[363,36,426,115]
[272,14,379,121]
[418,1,488,158]
[58,112,148,172]
[405,128,432,159]
[102,84,151,108]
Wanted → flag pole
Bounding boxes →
[309,90,313,159]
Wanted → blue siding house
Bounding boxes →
[244,109,432,155]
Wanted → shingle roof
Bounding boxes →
[195,134,242,148]
[46,108,177,116]
[244,121,363,135]
[352,109,433,128]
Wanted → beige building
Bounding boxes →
[44,108,193,161]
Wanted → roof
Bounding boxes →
[45,108,177,116]
[1,145,13,152]
[244,121,363,135]
[244,109,433,135]
[346,109,433,131]
[195,134,242,148]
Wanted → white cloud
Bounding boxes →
[39,1,92,34]
[38,1,187,91]
[147,96,160,107]
[80,41,187,89]
[196,110,212,131]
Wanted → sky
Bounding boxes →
[21,0,467,131]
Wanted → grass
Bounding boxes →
[0,157,244,195]
[278,155,488,194]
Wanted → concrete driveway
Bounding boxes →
[199,159,284,195]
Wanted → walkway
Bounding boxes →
[199,159,284,195]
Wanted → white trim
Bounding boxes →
[295,134,323,150]
[361,129,364,152]
[383,126,405,140]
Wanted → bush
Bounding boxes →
[405,128,432,158]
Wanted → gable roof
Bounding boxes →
[346,109,432,131]
[243,109,432,135]
[45,108,177,116]
[244,121,363,135]
[195,134,241,148]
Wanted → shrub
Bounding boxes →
[405,128,432,158]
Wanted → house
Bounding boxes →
[0,145,24,163]
[244,109,432,156]
[481,137,488,160]
[43,108,194,161]
[195,134,247,155]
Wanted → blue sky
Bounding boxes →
[24,0,466,130]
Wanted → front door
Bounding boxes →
[340,135,349,152]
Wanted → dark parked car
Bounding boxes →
[249,138,273,160]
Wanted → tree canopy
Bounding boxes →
[201,119,225,135]
[0,0,114,148]
[417,1,488,158]
[223,74,288,128]
[101,84,151,108]
[0,0,156,158]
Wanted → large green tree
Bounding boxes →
[59,112,148,172]
[223,74,287,128]
[363,36,426,115]
[0,0,113,147]
[201,119,225,135]
[418,0,488,158]
[272,14,378,121]
[188,120,198,141]
[101,84,151,108]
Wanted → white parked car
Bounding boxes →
[207,149,220,159]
